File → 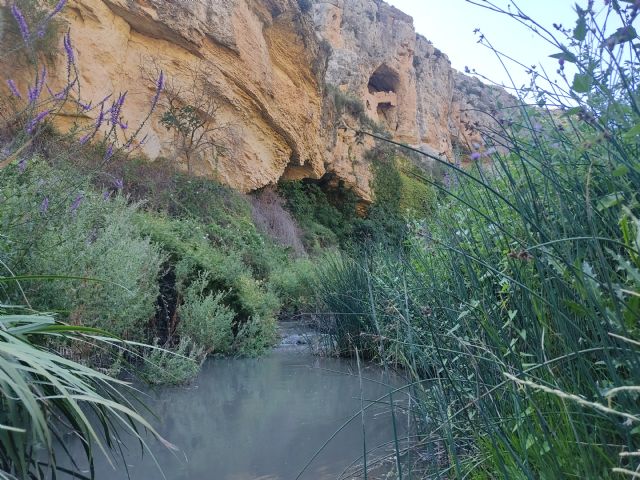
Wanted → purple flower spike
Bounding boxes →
[63,32,75,78]
[104,144,114,161]
[113,178,124,190]
[40,196,49,214]
[7,79,22,99]
[18,157,27,173]
[70,193,84,213]
[48,0,67,19]
[27,66,47,104]
[157,71,164,92]
[11,5,30,43]
[63,32,74,62]
[95,106,105,128]
[79,134,90,145]
[103,190,111,201]
[470,152,482,161]
[110,92,127,124]
[26,109,51,134]
[443,171,451,189]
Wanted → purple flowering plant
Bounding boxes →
[1,0,164,174]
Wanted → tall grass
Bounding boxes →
[316,2,640,477]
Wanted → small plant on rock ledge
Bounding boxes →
[146,59,239,175]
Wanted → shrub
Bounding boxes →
[141,337,205,385]
[136,212,281,351]
[328,84,387,134]
[278,180,360,250]
[269,258,317,314]
[0,160,163,343]
[397,158,438,217]
[177,273,235,354]
[233,315,278,357]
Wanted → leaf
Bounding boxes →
[613,165,630,177]
[603,26,638,49]
[596,192,624,211]
[549,52,578,64]
[572,73,593,93]
[565,300,589,316]
[525,434,535,450]
[574,16,587,42]
[540,441,551,454]
[562,106,583,117]
[623,123,640,141]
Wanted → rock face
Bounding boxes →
[1,0,515,200]
[314,0,517,166]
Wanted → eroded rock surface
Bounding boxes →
[1,0,515,200]
[314,0,517,165]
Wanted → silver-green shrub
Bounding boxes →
[177,273,235,354]
[141,337,204,385]
[0,160,163,342]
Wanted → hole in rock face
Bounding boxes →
[368,64,400,94]
[377,101,394,118]
[376,102,397,130]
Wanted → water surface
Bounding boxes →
[60,350,407,479]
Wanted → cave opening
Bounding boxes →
[376,102,394,119]
[365,64,400,131]
[368,64,400,94]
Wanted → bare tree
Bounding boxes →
[143,59,238,175]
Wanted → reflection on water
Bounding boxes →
[58,351,408,480]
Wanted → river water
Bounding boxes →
[58,327,409,479]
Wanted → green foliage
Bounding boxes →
[314,252,377,354]
[269,258,317,314]
[141,337,205,386]
[314,3,640,478]
[398,162,438,217]
[365,148,406,244]
[233,315,278,357]
[328,85,386,134]
[0,160,163,343]
[177,273,235,354]
[160,105,202,137]
[278,151,438,250]
[278,180,356,250]
[137,213,280,328]
[0,310,169,478]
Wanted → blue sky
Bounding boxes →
[385,0,582,89]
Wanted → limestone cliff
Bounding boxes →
[1,0,515,201]
[314,0,516,166]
